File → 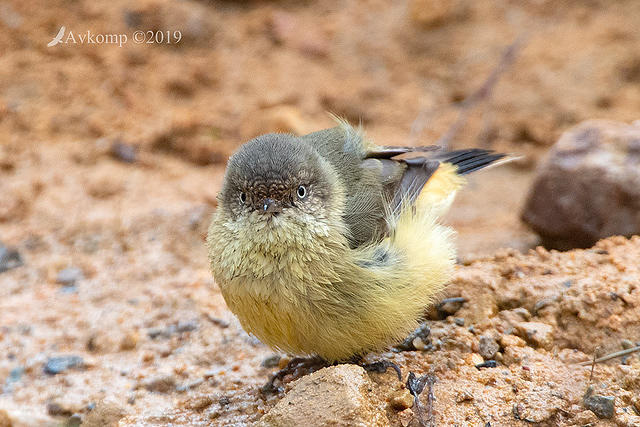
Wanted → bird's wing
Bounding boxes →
[374,149,507,219]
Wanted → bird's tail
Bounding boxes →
[411,149,508,218]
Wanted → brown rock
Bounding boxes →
[478,336,500,360]
[388,389,413,410]
[499,334,526,349]
[408,0,468,28]
[0,410,11,427]
[514,322,554,350]
[522,120,640,250]
[258,364,388,426]
[83,399,126,427]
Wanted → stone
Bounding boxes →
[409,0,468,28]
[0,243,23,273]
[499,334,526,349]
[522,120,640,250]
[583,387,615,419]
[109,142,137,163]
[514,322,554,350]
[258,364,388,426]
[82,399,126,427]
[43,356,85,375]
[388,389,413,410]
[138,374,176,393]
[478,336,500,360]
[56,267,83,286]
[0,410,11,427]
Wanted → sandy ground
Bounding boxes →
[1,0,639,425]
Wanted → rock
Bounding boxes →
[258,365,388,426]
[55,267,83,286]
[119,331,139,351]
[109,142,137,163]
[0,243,23,273]
[583,387,615,419]
[388,389,413,410]
[478,336,500,360]
[82,399,126,427]
[46,403,67,417]
[514,322,554,350]
[455,390,474,403]
[67,414,82,427]
[261,354,281,368]
[0,410,11,427]
[408,0,468,28]
[522,120,640,250]
[43,356,85,375]
[86,170,125,199]
[138,374,176,393]
[499,334,526,349]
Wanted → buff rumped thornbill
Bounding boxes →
[207,118,506,363]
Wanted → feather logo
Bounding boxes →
[47,26,65,47]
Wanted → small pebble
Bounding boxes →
[454,317,465,326]
[583,387,615,419]
[455,390,474,403]
[138,374,177,393]
[44,356,85,375]
[389,389,414,410]
[47,402,72,417]
[261,354,281,368]
[110,141,138,163]
[621,339,634,350]
[177,378,204,392]
[0,243,23,273]
[120,332,139,351]
[176,320,199,333]
[67,413,82,427]
[56,267,83,286]
[413,336,428,351]
[0,409,11,427]
[479,336,500,360]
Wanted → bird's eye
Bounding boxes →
[239,192,247,204]
[297,185,307,199]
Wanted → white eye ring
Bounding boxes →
[297,185,307,199]
[239,192,247,204]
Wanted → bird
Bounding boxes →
[207,118,506,366]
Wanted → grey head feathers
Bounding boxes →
[220,134,334,216]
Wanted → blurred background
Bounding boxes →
[0,0,639,424]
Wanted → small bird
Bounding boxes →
[207,119,505,364]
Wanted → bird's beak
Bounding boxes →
[261,198,282,214]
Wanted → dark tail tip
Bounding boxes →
[442,149,507,175]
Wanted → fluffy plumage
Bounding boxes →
[207,120,504,362]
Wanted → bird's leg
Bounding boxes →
[353,356,403,381]
[406,372,436,427]
[260,356,328,395]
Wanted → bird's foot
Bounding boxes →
[360,359,403,381]
[406,372,436,427]
[260,356,328,395]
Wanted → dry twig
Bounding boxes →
[578,345,640,366]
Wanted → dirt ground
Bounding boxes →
[1,0,639,425]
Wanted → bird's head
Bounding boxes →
[218,134,340,232]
